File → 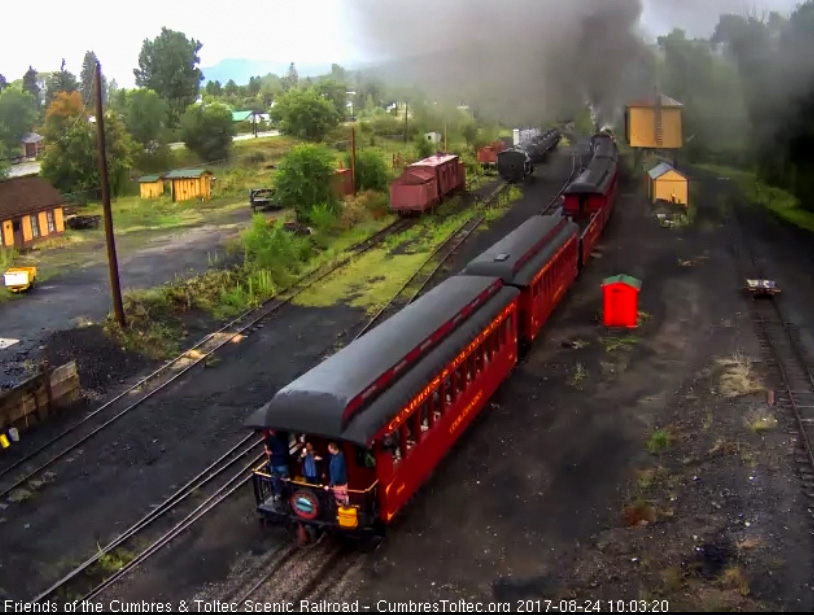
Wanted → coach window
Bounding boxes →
[403,419,415,453]
[420,401,430,433]
[456,365,465,393]
[507,313,514,336]
[432,388,442,420]
[444,376,453,405]
[474,345,483,375]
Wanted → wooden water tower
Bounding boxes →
[624,90,684,167]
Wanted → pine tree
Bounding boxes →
[45,59,79,107]
[80,51,103,107]
[22,66,41,110]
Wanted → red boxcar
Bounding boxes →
[390,154,465,214]
[476,140,507,167]
[245,275,520,535]
[459,213,580,346]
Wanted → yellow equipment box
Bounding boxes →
[3,267,37,293]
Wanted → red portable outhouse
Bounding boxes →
[601,274,642,328]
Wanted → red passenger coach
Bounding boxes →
[389,154,466,214]
[245,275,519,536]
[459,213,580,346]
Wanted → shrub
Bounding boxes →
[344,149,391,193]
[273,144,338,220]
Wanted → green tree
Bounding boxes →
[134,27,204,123]
[345,149,390,192]
[460,122,478,151]
[273,144,337,219]
[0,142,8,179]
[45,59,79,107]
[0,75,7,93]
[259,74,281,107]
[179,102,235,162]
[281,62,299,92]
[22,66,42,111]
[205,80,222,96]
[79,51,105,107]
[270,88,341,142]
[224,79,239,97]
[414,134,433,158]
[41,110,136,196]
[124,88,169,149]
[0,88,38,152]
[316,78,348,119]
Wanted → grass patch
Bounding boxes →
[622,497,657,527]
[719,565,750,596]
[106,193,395,357]
[646,428,673,454]
[696,163,813,233]
[89,546,136,576]
[603,335,639,352]
[634,466,669,491]
[568,362,587,386]
[746,411,777,433]
[715,352,764,398]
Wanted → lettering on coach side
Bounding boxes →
[385,305,514,434]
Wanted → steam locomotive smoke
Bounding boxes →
[346,0,655,127]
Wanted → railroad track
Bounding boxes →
[31,434,265,604]
[728,196,814,509]
[0,216,421,501]
[351,181,511,341]
[22,180,508,605]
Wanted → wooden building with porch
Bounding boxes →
[0,176,66,248]
[164,169,213,202]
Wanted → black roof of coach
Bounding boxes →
[459,214,578,285]
[563,157,617,195]
[244,275,507,443]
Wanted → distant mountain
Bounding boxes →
[200,59,339,85]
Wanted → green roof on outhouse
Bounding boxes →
[601,274,642,290]
[138,174,163,183]
[163,169,212,179]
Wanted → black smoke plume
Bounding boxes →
[345,0,656,127]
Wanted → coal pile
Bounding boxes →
[42,325,159,395]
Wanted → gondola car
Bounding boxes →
[497,147,533,183]
[389,154,466,214]
[245,275,520,537]
[458,212,579,347]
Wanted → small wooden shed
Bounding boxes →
[138,174,165,199]
[164,169,213,203]
[601,274,642,329]
[647,162,688,207]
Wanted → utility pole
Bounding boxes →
[94,60,126,328]
[350,125,357,195]
[403,101,408,144]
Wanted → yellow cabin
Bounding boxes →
[0,176,66,249]
[138,174,165,199]
[625,93,683,149]
[164,169,213,203]
[647,162,688,207]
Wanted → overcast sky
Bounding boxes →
[0,0,803,88]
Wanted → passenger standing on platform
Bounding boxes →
[324,442,349,506]
[300,442,322,484]
[264,429,290,499]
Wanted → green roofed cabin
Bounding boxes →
[138,174,165,199]
[163,169,213,202]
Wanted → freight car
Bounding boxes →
[496,148,533,183]
[244,133,620,541]
[389,154,466,214]
[476,140,507,170]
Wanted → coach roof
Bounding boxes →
[459,214,573,283]
[244,275,506,441]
